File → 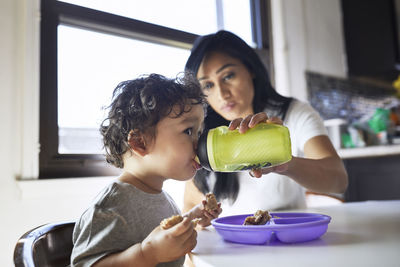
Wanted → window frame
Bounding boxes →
[39,0,271,178]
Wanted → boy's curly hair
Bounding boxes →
[100,73,205,168]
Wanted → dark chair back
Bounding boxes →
[14,221,75,267]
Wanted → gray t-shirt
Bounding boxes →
[70,180,184,267]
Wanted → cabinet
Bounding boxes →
[341,0,398,81]
[343,154,400,201]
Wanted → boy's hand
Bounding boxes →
[185,198,222,228]
[228,112,290,178]
[140,217,197,265]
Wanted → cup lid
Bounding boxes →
[197,130,212,171]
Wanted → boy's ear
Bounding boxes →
[127,129,148,156]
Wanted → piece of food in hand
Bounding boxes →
[192,218,201,227]
[160,215,200,229]
[204,192,218,212]
[160,215,183,229]
[243,210,271,225]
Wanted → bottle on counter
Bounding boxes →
[196,123,292,172]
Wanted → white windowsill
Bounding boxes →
[16,176,185,210]
[16,176,114,199]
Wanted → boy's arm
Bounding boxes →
[92,243,157,267]
[183,182,222,227]
[93,217,196,267]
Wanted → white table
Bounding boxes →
[191,200,400,267]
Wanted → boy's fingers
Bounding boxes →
[207,204,222,217]
[203,207,221,219]
[202,210,213,219]
[169,217,192,236]
[181,230,198,254]
[174,222,197,245]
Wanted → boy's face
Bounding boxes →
[145,103,204,181]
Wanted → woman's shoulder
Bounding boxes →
[284,99,327,144]
[287,98,315,112]
[285,99,321,121]
[284,99,326,131]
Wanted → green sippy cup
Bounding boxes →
[196,123,292,172]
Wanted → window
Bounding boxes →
[40,0,271,178]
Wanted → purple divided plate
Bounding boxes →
[211,212,331,245]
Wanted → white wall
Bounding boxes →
[271,0,347,101]
[0,2,155,266]
[0,0,114,253]
[0,0,346,266]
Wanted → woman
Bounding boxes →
[183,30,348,216]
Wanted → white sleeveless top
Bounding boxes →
[213,99,328,216]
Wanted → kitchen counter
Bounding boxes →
[324,119,400,159]
[191,200,400,267]
[337,144,400,158]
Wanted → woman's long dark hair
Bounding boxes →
[185,30,292,203]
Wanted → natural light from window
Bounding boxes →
[57,0,252,154]
[58,25,191,153]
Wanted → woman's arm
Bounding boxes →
[232,113,348,194]
[253,135,348,194]
[282,135,348,194]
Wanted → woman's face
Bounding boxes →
[197,51,255,121]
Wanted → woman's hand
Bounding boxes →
[140,217,197,265]
[249,163,289,178]
[228,112,290,178]
[228,112,284,132]
[185,199,222,228]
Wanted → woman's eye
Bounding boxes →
[223,72,234,81]
[184,128,193,136]
[202,82,213,91]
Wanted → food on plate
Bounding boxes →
[160,215,183,229]
[243,210,271,225]
[204,192,218,212]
